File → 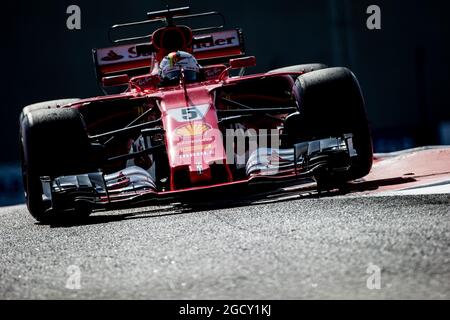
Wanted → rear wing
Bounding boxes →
[93,28,245,83]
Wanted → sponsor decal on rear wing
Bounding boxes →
[193,29,245,62]
[93,29,245,82]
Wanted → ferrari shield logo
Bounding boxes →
[175,123,211,137]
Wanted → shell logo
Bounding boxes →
[175,123,211,137]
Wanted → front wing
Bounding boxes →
[41,135,356,212]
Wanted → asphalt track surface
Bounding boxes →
[0,148,449,299]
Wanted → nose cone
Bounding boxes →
[159,87,230,189]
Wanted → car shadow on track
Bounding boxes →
[37,176,416,228]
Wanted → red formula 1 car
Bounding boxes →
[19,7,373,222]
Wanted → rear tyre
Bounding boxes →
[20,98,80,122]
[287,67,373,182]
[20,107,96,222]
[267,64,327,78]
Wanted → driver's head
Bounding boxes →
[159,51,200,83]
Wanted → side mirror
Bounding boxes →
[102,74,130,87]
[229,56,256,69]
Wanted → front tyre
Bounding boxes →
[288,67,373,182]
[20,108,96,222]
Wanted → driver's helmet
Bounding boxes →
[159,51,200,83]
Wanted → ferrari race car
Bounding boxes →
[19,7,373,222]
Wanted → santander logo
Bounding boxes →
[97,30,240,66]
[192,30,240,53]
[100,50,124,62]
